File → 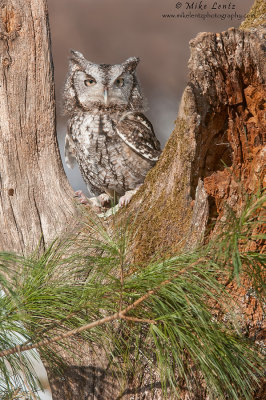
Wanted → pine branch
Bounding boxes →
[0,263,195,358]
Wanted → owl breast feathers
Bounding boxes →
[63,50,161,199]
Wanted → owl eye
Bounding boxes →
[84,78,96,86]
[115,77,124,87]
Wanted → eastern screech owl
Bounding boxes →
[63,50,161,205]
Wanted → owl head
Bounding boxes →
[63,51,146,115]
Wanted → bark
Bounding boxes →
[47,18,266,400]
[0,0,76,255]
[124,25,265,265]
[0,0,265,399]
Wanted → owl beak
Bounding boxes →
[103,88,108,105]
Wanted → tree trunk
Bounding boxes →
[0,0,265,399]
[0,0,76,255]
[47,7,266,400]
[49,4,265,399]
[125,21,265,265]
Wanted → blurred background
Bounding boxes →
[47,0,253,196]
[34,1,253,398]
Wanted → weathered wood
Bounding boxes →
[124,24,265,264]
[0,0,76,254]
[0,0,264,399]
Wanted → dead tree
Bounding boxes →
[0,0,265,398]
[0,0,77,255]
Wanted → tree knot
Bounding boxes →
[0,4,22,42]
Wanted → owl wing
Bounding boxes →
[64,132,77,168]
[116,112,161,162]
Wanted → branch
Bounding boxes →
[0,262,199,359]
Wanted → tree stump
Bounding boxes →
[124,23,265,265]
[0,0,265,398]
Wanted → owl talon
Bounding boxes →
[98,193,111,207]
[119,189,138,207]
[74,190,89,204]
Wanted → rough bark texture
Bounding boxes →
[0,0,265,399]
[240,0,266,31]
[0,0,77,255]
[47,19,265,400]
[124,24,265,265]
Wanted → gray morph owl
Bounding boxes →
[63,50,161,205]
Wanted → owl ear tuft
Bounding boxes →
[70,50,90,69]
[70,50,85,61]
[123,57,140,73]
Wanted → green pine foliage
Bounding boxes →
[0,192,265,399]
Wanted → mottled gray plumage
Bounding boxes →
[63,50,161,199]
